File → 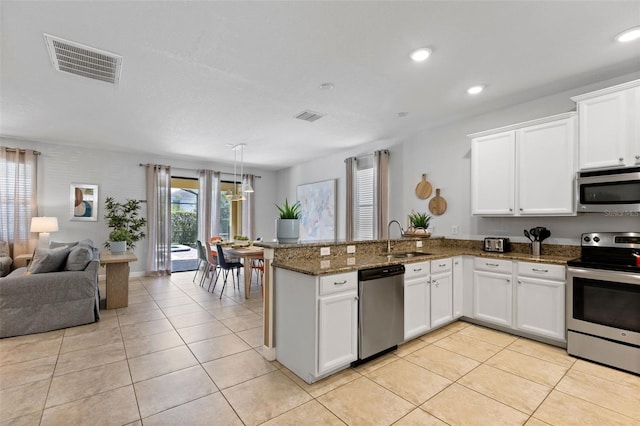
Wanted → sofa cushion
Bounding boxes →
[65,245,94,271]
[26,247,70,275]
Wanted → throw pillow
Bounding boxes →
[50,241,78,250]
[26,247,70,275]
[65,245,94,271]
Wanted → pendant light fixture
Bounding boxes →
[240,144,254,194]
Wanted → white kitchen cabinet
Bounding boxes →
[404,261,430,340]
[471,131,515,215]
[516,262,566,342]
[473,258,513,327]
[430,258,453,328]
[470,112,576,216]
[274,268,358,383]
[572,81,640,170]
[452,256,464,319]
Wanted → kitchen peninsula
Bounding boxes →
[256,237,579,383]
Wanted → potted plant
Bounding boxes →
[104,197,147,254]
[275,198,301,243]
[407,211,431,235]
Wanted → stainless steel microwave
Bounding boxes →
[577,167,640,213]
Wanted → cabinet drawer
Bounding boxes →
[517,261,565,281]
[431,258,452,274]
[319,272,357,296]
[404,261,429,279]
[474,257,513,274]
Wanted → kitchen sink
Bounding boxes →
[381,251,432,259]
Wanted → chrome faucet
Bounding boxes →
[387,220,404,254]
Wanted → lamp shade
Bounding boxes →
[31,217,59,233]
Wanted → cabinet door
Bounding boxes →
[471,132,515,215]
[633,87,640,165]
[452,257,464,318]
[404,276,430,340]
[318,291,358,374]
[431,272,453,328]
[517,117,576,215]
[473,271,513,327]
[516,276,565,341]
[578,90,629,170]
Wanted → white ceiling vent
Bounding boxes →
[295,110,325,122]
[44,34,123,85]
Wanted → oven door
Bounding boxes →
[567,267,640,346]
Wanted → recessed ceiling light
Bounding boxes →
[467,85,484,95]
[410,48,431,62]
[319,82,334,90]
[616,26,640,42]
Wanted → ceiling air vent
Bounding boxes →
[295,110,325,122]
[44,34,123,85]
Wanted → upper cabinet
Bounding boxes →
[470,112,576,216]
[571,80,640,170]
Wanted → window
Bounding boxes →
[0,149,37,243]
[355,155,375,240]
[220,180,242,239]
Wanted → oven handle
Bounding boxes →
[568,267,640,285]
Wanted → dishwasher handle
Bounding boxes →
[358,264,405,281]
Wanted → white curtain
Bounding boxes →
[198,169,221,243]
[374,149,390,239]
[344,157,356,241]
[242,173,255,239]
[145,164,172,276]
[0,147,38,257]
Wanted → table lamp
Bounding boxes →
[31,216,59,248]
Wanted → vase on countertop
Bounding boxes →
[276,219,299,244]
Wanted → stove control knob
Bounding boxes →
[593,236,600,243]
[583,236,591,243]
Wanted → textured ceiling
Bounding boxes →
[1,1,639,170]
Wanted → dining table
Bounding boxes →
[220,245,264,298]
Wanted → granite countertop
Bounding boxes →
[272,247,575,276]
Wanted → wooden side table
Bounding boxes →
[100,251,137,309]
[14,253,33,268]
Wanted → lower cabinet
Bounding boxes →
[318,290,358,374]
[515,262,566,342]
[404,261,430,340]
[430,259,453,329]
[274,268,358,383]
[473,258,514,328]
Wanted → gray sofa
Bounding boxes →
[0,241,100,338]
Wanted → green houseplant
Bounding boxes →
[407,211,431,235]
[275,198,301,243]
[104,197,147,253]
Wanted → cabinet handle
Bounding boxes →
[518,280,522,285]
[636,155,640,160]
[354,296,359,301]
[413,268,422,272]
[486,263,499,268]
[532,268,549,273]
[439,263,447,268]
[519,208,523,211]
[506,278,511,283]
[619,157,624,162]
[509,208,513,212]
[334,280,347,286]
[454,261,459,265]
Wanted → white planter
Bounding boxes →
[110,241,126,255]
[276,219,300,244]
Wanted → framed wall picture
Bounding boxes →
[70,183,98,221]
[296,179,336,241]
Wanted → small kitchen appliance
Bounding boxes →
[566,232,640,374]
[483,237,511,253]
[577,166,640,213]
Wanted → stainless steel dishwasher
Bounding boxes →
[357,264,405,361]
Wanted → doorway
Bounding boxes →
[171,177,199,272]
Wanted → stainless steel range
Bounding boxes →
[567,232,640,375]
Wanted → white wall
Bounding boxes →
[0,137,277,274]
[276,72,640,245]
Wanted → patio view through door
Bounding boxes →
[170,177,240,272]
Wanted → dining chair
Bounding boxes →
[251,258,265,295]
[193,240,208,285]
[204,241,221,292]
[215,244,243,299]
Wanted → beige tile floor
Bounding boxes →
[1,271,639,425]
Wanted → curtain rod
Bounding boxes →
[3,148,41,155]
[138,163,261,178]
